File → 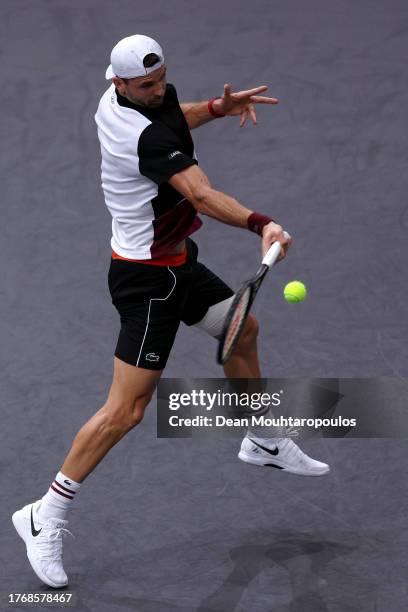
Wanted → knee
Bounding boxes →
[234,315,259,353]
[101,392,153,436]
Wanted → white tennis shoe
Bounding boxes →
[238,436,330,476]
[12,500,74,588]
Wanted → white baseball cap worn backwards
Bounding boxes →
[105,34,164,80]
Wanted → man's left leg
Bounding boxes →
[222,314,261,378]
[195,302,329,476]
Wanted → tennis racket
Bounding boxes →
[217,231,290,365]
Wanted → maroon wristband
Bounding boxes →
[247,212,275,236]
[208,97,226,118]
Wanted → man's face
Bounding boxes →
[113,65,167,108]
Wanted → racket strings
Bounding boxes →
[222,288,251,361]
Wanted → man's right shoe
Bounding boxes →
[12,500,73,588]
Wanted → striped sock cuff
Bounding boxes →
[50,471,81,501]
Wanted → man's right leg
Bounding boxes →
[12,357,162,588]
[61,356,163,483]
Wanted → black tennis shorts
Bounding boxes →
[108,238,234,370]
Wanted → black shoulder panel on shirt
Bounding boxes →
[165,83,179,102]
[138,121,198,186]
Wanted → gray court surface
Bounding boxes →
[1,0,407,610]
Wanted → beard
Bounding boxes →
[149,97,164,107]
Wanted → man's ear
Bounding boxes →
[112,77,124,93]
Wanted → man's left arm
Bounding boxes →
[180,100,222,129]
[180,83,279,130]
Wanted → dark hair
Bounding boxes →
[143,53,161,68]
[121,53,161,83]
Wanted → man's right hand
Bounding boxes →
[261,222,292,261]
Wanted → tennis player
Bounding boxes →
[12,35,329,589]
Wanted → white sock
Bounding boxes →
[247,407,290,443]
[36,471,81,521]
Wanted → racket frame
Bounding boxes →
[217,235,288,365]
[217,264,268,364]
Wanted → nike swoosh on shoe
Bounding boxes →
[249,439,279,456]
[30,505,42,537]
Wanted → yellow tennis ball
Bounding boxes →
[284,281,307,303]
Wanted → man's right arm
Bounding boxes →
[168,164,254,229]
[168,164,291,258]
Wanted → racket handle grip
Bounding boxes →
[261,231,290,267]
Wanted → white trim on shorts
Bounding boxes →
[136,267,178,367]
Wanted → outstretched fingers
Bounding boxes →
[249,105,257,124]
[240,108,249,128]
[237,85,269,97]
[249,95,279,104]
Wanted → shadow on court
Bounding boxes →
[33,526,401,611]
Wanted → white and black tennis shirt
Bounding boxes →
[94,83,202,259]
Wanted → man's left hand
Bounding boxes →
[213,84,279,127]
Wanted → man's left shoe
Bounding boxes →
[238,436,330,476]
